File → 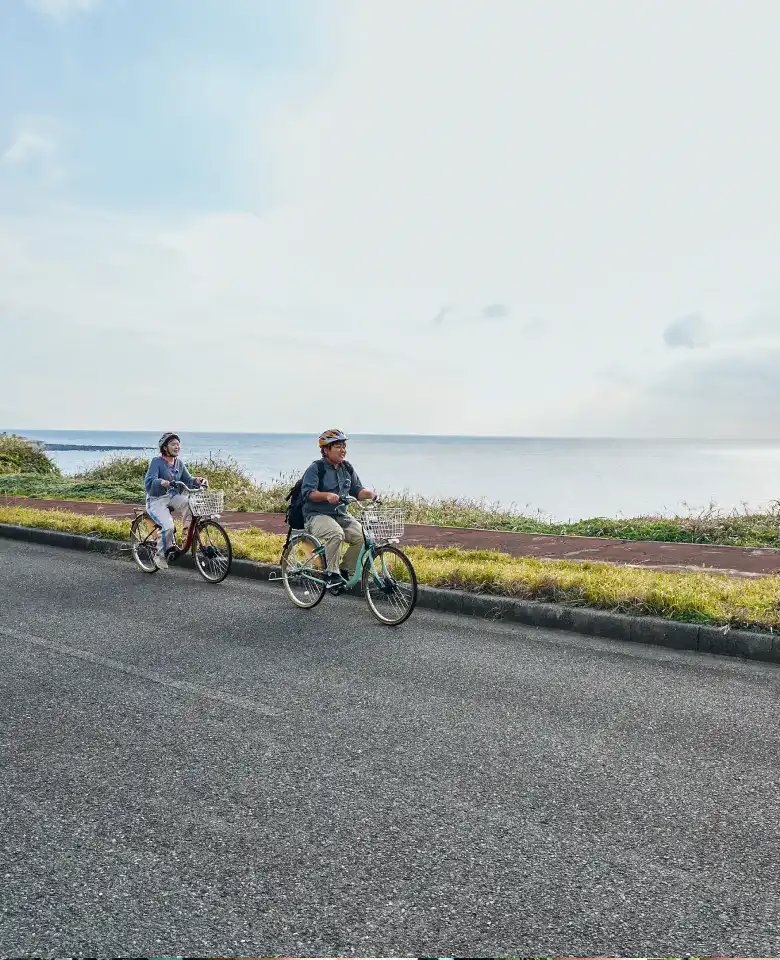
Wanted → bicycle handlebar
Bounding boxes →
[171,479,208,494]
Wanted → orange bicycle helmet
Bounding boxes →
[318,429,349,448]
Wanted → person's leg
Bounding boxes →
[338,516,365,577]
[305,514,345,573]
[146,496,175,560]
[168,493,190,545]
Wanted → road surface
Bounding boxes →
[1,539,779,956]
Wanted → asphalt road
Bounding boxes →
[1,538,779,957]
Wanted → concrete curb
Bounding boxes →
[1,522,777,666]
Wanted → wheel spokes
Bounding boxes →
[282,537,326,606]
[195,522,231,580]
[366,549,415,621]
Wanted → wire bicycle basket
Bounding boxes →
[361,506,404,543]
[188,489,224,517]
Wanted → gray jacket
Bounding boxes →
[144,456,197,499]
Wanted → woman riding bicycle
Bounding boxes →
[144,432,207,570]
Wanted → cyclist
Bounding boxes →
[302,429,376,583]
[144,432,207,570]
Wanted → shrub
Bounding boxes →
[0,434,60,475]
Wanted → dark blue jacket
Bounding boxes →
[301,458,362,520]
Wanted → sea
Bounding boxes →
[7,428,780,522]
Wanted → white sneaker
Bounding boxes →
[154,553,169,570]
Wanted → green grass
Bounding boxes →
[0,474,143,503]
[77,455,149,484]
[0,453,290,509]
[2,505,779,632]
[5,450,780,549]
[68,452,289,512]
[382,491,780,547]
[0,433,60,476]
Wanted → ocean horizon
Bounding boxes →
[6,428,780,521]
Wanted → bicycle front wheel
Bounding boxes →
[362,545,418,625]
[130,514,159,574]
[281,534,326,608]
[193,520,232,583]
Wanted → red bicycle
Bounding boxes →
[129,481,233,583]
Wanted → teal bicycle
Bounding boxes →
[279,497,418,625]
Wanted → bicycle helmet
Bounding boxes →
[318,429,349,448]
[158,431,180,452]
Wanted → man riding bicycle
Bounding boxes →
[144,432,207,570]
[302,429,376,585]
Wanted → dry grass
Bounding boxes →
[2,506,779,631]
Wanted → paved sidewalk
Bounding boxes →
[4,495,780,577]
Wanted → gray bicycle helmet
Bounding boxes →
[158,431,180,452]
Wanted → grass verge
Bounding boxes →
[0,474,143,502]
[5,449,780,547]
[3,505,779,632]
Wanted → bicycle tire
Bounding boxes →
[192,519,232,583]
[362,544,418,625]
[130,514,159,574]
[281,533,327,608]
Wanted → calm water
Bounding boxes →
[8,429,780,521]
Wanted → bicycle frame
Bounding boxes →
[135,498,207,555]
[291,521,396,590]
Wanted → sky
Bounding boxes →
[2,0,780,437]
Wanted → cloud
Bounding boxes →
[430,303,511,326]
[481,303,511,320]
[645,342,780,436]
[743,308,780,339]
[4,0,780,437]
[430,305,453,326]
[3,131,55,167]
[574,335,780,438]
[24,0,101,20]
[663,314,709,349]
[1,119,64,186]
[521,319,546,336]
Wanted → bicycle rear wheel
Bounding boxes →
[281,534,327,608]
[193,519,232,583]
[362,545,418,625]
[130,514,159,574]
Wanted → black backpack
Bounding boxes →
[285,459,356,532]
